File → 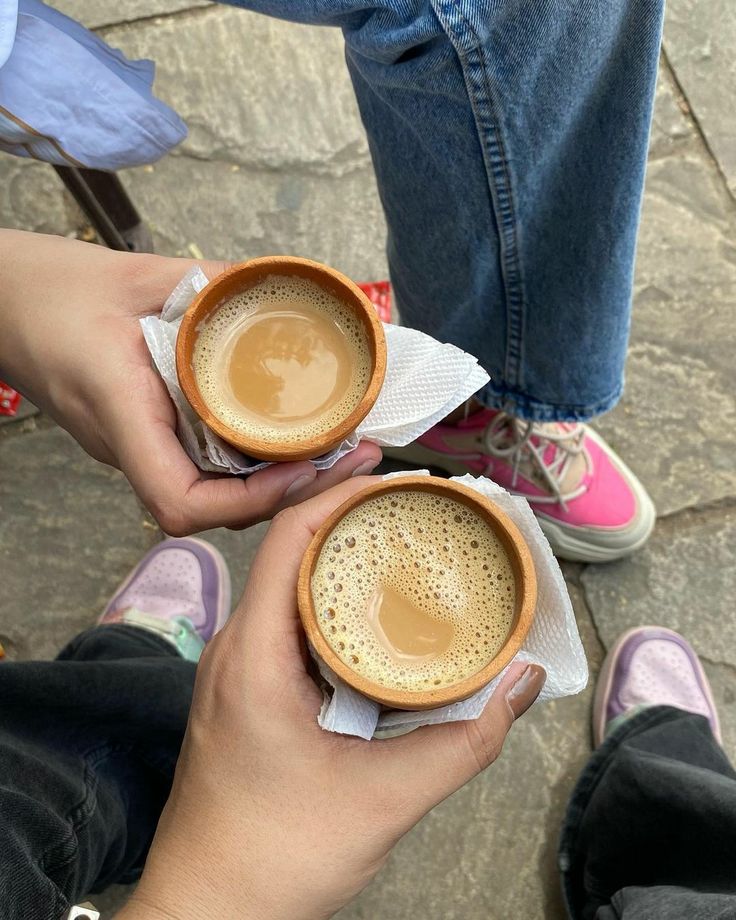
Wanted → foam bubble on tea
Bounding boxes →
[192,275,372,444]
[311,491,517,693]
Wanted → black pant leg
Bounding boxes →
[0,625,194,920]
[595,887,736,919]
[559,706,736,920]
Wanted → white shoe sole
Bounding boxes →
[383,427,656,564]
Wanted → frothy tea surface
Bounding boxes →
[311,491,517,693]
[192,275,372,444]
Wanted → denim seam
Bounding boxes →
[37,737,173,906]
[37,741,144,909]
[429,0,527,393]
[27,873,70,920]
[38,747,110,880]
[480,378,625,423]
[40,742,177,889]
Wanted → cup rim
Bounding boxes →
[297,475,538,711]
[175,256,387,462]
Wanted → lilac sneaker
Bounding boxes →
[593,626,721,747]
[98,538,231,661]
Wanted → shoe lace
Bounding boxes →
[481,413,590,511]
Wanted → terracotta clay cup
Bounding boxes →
[176,256,387,462]
[298,476,538,711]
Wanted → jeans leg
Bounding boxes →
[0,625,194,920]
[221,0,664,420]
[559,706,736,920]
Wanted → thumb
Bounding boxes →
[126,255,233,319]
[196,259,232,281]
[383,663,546,811]
[109,371,319,535]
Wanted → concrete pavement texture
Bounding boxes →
[1,2,735,917]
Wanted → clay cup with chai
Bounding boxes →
[298,476,537,711]
[176,257,387,462]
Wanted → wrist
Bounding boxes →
[0,230,39,389]
[125,852,334,920]
[115,901,179,920]
[117,891,276,920]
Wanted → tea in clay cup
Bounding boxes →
[298,476,537,711]
[176,256,387,462]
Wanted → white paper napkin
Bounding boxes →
[314,470,588,740]
[140,267,490,473]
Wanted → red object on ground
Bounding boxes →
[358,280,392,324]
[0,381,20,417]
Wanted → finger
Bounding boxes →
[376,663,546,811]
[311,442,382,487]
[225,442,382,531]
[228,476,379,657]
[127,256,233,319]
[127,432,318,536]
[111,372,319,534]
[271,442,382,506]
[215,475,379,719]
[195,259,232,281]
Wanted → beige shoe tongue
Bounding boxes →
[443,418,588,497]
[509,422,587,495]
[528,422,587,494]
[556,447,587,494]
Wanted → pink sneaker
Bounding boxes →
[98,537,231,661]
[384,409,655,562]
[593,627,721,747]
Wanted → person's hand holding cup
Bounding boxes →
[119,478,546,920]
[0,231,382,536]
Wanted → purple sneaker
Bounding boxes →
[593,626,721,747]
[98,538,231,661]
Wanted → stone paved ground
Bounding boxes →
[1,3,735,917]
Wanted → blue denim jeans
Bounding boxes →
[222,0,664,421]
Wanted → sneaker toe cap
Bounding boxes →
[566,436,646,530]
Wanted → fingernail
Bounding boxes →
[505,665,546,721]
[284,474,314,498]
[352,460,380,478]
